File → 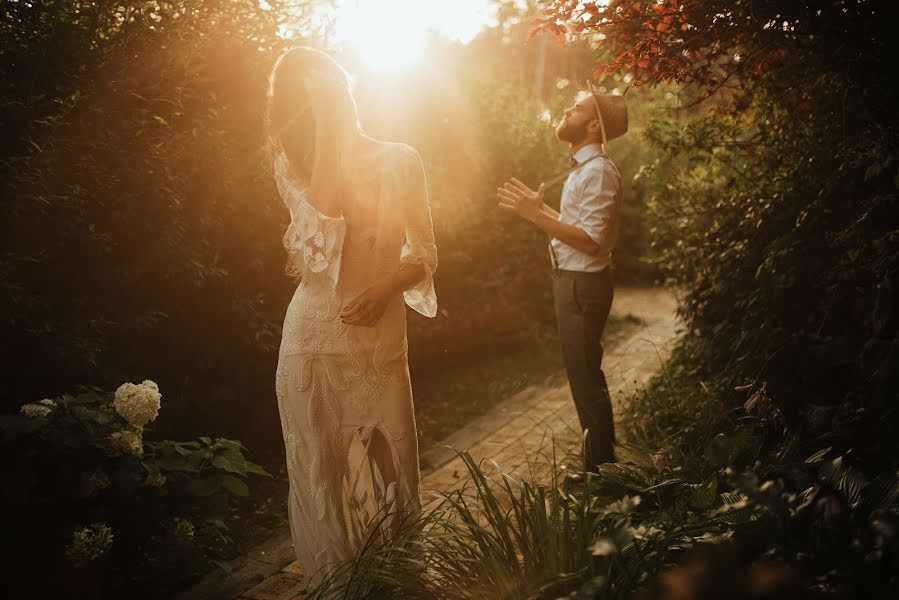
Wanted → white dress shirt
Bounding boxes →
[550,143,622,272]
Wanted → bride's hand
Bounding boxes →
[304,70,344,126]
[340,281,394,327]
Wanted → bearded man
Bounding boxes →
[497,89,627,468]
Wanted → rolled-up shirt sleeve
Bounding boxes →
[575,161,619,256]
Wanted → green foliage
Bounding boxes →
[0,0,311,446]
[639,96,899,456]
[300,440,777,600]
[622,364,899,597]
[0,384,269,598]
[0,1,663,465]
[527,2,899,590]
[304,364,899,598]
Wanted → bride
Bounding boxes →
[266,47,437,587]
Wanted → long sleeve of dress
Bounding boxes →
[274,150,346,290]
[398,147,438,317]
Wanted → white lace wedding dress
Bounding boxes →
[273,141,437,587]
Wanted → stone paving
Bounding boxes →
[181,286,680,600]
[418,285,680,502]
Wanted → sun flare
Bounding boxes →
[333,0,496,71]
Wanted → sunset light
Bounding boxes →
[332,0,497,70]
[7,1,894,597]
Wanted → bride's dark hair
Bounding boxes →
[265,47,361,182]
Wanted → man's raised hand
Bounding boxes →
[497,178,545,223]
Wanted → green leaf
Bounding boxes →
[155,451,191,472]
[212,559,233,575]
[187,476,221,497]
[859,471,899,514]
[220,475,249,497]
[186,449,210,471]
[690,478,718,510]
[204,518,229,530]
[819,455,867,508]
[703,434,733,469]
[0,414,44,441]
[804,446,832,464]
[244,461,272,477]
[211,453,247,475]
[864,162,883,181]
[614,443,656,469]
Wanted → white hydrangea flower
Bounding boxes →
[172,518,195,544]
[589,536,617,556]
[144,472,166,487]
[602,494,642,515]
[109,430,144,457]
[21,403,51,418]
[113,380,161,427]
[66,522,114,565]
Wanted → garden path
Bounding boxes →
[180,286,680,600]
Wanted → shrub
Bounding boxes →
[0,381,269,598]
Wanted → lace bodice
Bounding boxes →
[273,142,437,318]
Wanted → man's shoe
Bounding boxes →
[560,464,585,484]
[566,472,585,484]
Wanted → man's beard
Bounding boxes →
[555,118,589,144]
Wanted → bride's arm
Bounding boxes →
[307,127,343,218]
[385,263,427,294]
[341,147,437,326]
[305,73,349,218]
[396,147,437,317]
[339,264,426,326]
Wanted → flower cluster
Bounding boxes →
[172,518,195,544]
[144,472,166,487]
[109,430,143,457]
[113,380,161,427]
[304,230,328,273]
[20,403,51,419]
[20,398,57,419]
[66,522,114,566]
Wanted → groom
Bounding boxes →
[497,87,627,468]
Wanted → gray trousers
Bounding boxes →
[552,268,615,466]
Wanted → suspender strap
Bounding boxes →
[542,152,604,190]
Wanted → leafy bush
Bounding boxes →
[0,0,317,453]
[0,382,269,598]
[622,364,899,598]
[639,104,899,431]
[299,377,899,599]
[303,447,739,600]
